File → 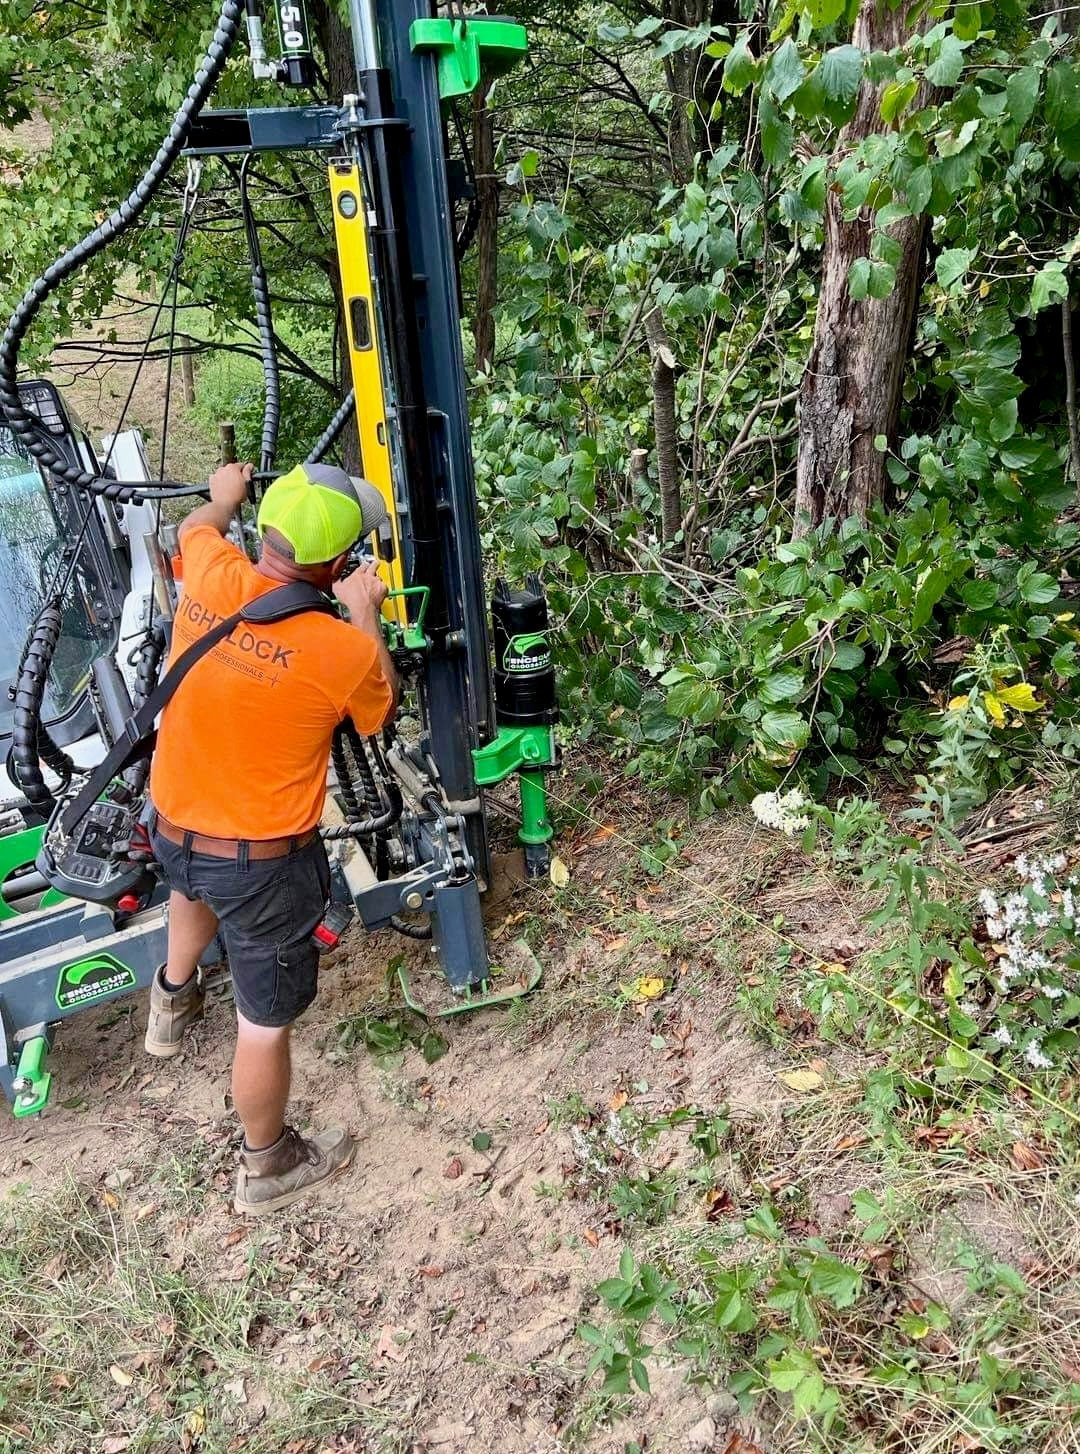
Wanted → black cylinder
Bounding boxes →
[491,575,558,727]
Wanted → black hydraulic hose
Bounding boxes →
[0,0,243,505]
[10,605,68,815]
[390,913,432,941]
[331,723,365,819]
[321,778,403,841]
[305,390,355,465]
[238,154,280,473]
[125,626,167,797]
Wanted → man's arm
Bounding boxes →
[334,562,401,719]
[178,462,253,539]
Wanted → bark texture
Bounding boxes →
[794,0,931,533]
[645,307,681,541]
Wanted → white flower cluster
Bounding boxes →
[751,788,811,836]
[975,851,1079,1073]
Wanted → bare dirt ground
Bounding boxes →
[0,814,806,1454]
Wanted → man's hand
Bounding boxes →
[209,461,253,511]
[334,561,389,615]
[334,563,399,715]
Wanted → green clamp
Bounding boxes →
[472,724,554,786]
[384,585,430,653]
[12,1036,52,1118]
[409,17,528,101]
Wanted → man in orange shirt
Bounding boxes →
[146,458,398,1215]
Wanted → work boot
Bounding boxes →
[234,1125,355,1216]
[144,965,205,1058]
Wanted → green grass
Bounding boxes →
[0,1171,411,1454]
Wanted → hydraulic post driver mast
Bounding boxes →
[0,0,562,1114]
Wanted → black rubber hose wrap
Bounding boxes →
[0,0,243,505]
[11,605,68,815]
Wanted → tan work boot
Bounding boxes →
[234,1125,355,1216]
[144,966,205,1058]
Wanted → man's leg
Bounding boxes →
[164,891,219,989]
[232,1014,291,1150]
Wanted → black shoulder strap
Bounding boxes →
[59,582,336,835]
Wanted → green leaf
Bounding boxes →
[760,710,810,749]
[820,44,863,103]
[760,99,794,167]
[760,669,804,703]
[960,579,999,610]
[804,0,845,25]
[905,165,933,214]
[765,38,806,104]
[881,78,918,123]
[807,1254,862,1309]
[935,247,975,289]
[471,1131,493,1152]
[926,35,965,88]
[611,667,643,710]
[1046,63,1080,134]
[1005,67,1040,131]
[1019,571,1060,606]
[952,2,980,41]
[849,256,872,300]
[867,261,896,299]
[1030,262,1069,314]
[912,566,952,629]
[723,33,758,95]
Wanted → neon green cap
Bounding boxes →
[256,462,389,566]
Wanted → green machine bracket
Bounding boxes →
[0,824,67,923]
[12,1036,52,1118]
[409,16,528,101]
[384,585,430,653]
[473,724,556,852]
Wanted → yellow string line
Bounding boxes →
[543,783,1080,1136]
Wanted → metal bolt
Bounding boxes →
[11,1076,29,1095]
[17,1091,37,1109]
[404,890,424,911]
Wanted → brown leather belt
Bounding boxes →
[152,811,318,862]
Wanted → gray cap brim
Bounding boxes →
[350,477,391,539]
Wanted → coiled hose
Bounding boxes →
[326,722,403,845]
[305,390,356,465]
[238,154,280,473]
[10,605,72,816]
[124,626,167,798]
[0,0,243,505]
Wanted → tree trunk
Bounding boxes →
[645,307,681,541]
[472,80,498,375]
[793,0,930,534]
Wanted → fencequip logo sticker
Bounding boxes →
[55,953,136,1010]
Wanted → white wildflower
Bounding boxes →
[750,789,810,836]
[978,889,1000,917]
[1034,910,1054,930]
[960,998,979,1018]
[1064,889,1076,922]
[1039,982,1066,1001]
[986,918,1006,940]
[1048,853,1067,873]
[1014,854,1030,880]
[1024,1040,1053,1071]
[1034,799,1046,813]
[991,1024,1013,1046]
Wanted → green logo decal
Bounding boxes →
[504,632,551,672]
[55,953,136,1011]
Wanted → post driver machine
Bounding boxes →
[0,0,560,1115]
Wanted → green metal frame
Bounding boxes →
[409,16,528,101]
[384,584,430,652]
[397,939,542,1018]
[0,825,67,924]
[472,724,555,852]
[12,1036,51,1118]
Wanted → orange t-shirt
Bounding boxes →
[150,524,392,839]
